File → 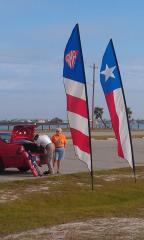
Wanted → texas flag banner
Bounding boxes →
[63,24,93,172]
[100,39,135,173]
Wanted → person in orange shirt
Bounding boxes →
[51,128,67,174]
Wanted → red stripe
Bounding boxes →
[70,128,90,154]
[66,94,88,118]
[105,92,124,158]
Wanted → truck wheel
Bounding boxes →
[0,159,5,174]
[18,166,29,172]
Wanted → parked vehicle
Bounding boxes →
[0,125,44,176]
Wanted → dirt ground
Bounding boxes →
[2,218,144,240]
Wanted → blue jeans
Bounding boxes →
[55,148,65,161]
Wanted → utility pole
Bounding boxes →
[91,63,97,129]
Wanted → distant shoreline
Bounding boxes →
[0,120,144,131]
[0,128,144,140]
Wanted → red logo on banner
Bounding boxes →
[65,50,78,69]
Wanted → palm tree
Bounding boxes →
[94,107,106,128]
[49,117,63,124]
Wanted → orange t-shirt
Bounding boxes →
[51,133,67,148]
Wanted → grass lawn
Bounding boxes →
[0,167,144,236]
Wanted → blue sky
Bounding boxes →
[0,0,144,120]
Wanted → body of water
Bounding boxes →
[94,120,144,130]
[0,123,69,131]
[0,121,143,132]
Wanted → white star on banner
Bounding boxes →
[100,64,116,81]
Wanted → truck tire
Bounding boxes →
[0,159,5,174]
[18,166,29,172]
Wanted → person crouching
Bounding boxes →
[33,134,54,175]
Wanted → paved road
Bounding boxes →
[0,138,143,182]
[62,138,144,172]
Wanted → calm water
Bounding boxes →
[93,121,144,130]
[0,121,143,132]
[0,124,68,131]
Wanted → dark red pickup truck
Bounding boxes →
[0,124,44,176]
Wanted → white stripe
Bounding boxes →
[64,78,86,100]
[67,111,88,136]
[74,145,91,171]
[114,88,133,168]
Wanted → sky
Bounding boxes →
[0,0,144,120]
